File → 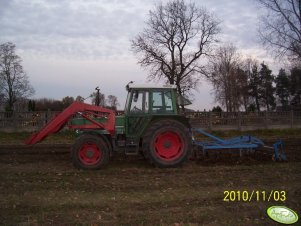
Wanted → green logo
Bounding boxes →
[267,206,299,225]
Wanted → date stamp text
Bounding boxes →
[223,190,286,202]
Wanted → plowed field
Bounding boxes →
[0,139,300,226]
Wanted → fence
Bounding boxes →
[186,111,301,131]
[0,110,60,132]
[0,110,301,132]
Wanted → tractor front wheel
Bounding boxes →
[143,120,191,167]
[71,134,110,170]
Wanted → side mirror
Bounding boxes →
[126,81,134,91]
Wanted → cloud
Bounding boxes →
[1,0,262,59]
[0,0,11,17]
[0,0,150,58]
[194,0,259,49]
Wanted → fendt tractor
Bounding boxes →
[25,83,287,170]
[25,83,192,169]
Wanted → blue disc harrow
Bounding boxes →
[192,128,287,161]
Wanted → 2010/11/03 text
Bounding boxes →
[223,190,286,202]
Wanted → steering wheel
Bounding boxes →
[132,106,143,112]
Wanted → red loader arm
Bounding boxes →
[24,102,115,145]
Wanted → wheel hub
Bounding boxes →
[86,149,94,158]
[154,131,184,161]
[79,143,101,165]
[163,140,171,148]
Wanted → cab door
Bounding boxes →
[126,90,150,137]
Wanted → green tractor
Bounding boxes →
[25,83,192,169]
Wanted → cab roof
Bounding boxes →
[127,83,177,90]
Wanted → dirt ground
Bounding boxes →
[0,139,300,226]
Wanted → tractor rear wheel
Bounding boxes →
[71,134,110,170]
[143,120,191,167]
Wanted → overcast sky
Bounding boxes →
[0,0,281,110]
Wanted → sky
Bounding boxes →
[0,0,282,110]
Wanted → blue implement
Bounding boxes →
[272,139,287,161]
[192,128,287,161]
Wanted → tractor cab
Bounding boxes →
[122,83,192,139]
[123,84,182,138]
[125,83,178,116]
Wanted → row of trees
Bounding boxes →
[208,44,301,112]
[25,93,119,112]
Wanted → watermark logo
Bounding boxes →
[267,206,299,225]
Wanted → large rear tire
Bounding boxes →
[142,120,191,167]
[71,134,110,170]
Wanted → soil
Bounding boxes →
[0,138,300,226]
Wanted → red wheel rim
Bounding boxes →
[78,143,102,165]
[154,131,184,161]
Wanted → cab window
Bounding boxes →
[164,91,173,111]
[152,91,174,113]
[129,91,149,114]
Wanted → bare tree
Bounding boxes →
[131,0,220,102]
[257,0,301,60]
[243,57,261,111]
[0,42,35,111]
[107,95,119,110]
[62,96,74,108]
[208,44,247,112]
[90,91,105,107]
[75,95,85,102]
